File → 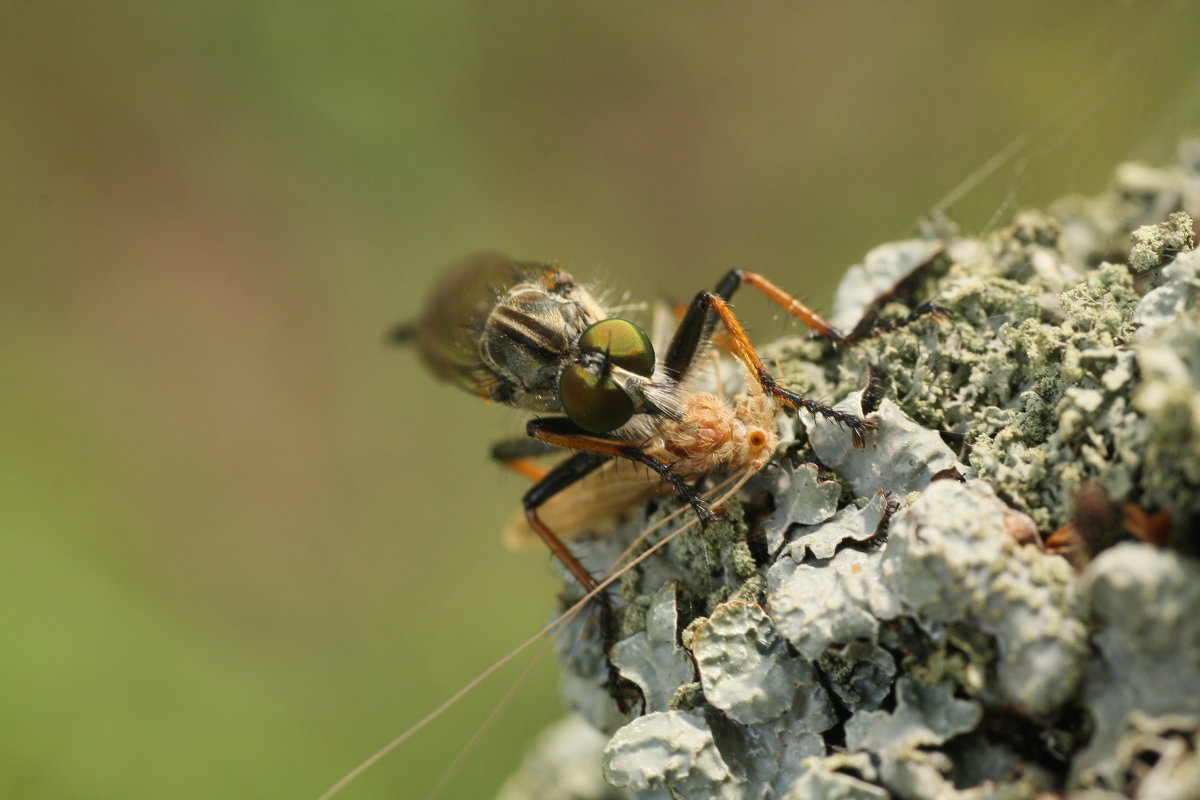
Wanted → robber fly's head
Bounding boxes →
[406,252,673,433]
[557,317,661,433]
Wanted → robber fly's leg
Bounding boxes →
[842,301,950,344]
[669,288,875,447]
[527,417,717,527]
[492,438,560,461]
[719,269,948,345]
[664,269,849,386]
[521,451,611,594]
[491,437,560,483]
[715,269,951,345]
[521,445,644,712]
[714,269,848,341]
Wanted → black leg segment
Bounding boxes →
[525,417,717,528]
[521,450,610,511]
[490,436,562,463]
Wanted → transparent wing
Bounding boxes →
[414,251,555,397]
[501,459,668,549]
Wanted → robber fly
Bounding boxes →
[393,251,925,596]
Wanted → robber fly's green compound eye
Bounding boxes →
[578,319,655,377]
[559,365,636,433]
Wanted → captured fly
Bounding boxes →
[393,251,941,594]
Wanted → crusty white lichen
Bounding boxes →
[883,480,1087,716]
[1074,543,1200,792]
[500,141,1200,799]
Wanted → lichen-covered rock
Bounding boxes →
[502,142,1200,800]
[611,582,694,713]
[767,536,898,660]
[1128,211,1196,273]
[783,486,891,562]
[845,678,983,799]
[759,460,840,554]
[1130,249,1200,524]
[806,396,969,499]
[692,600,832,727]
[885,480,1088,715]
[783,760,890,800]
[830,238,948,334]
[1073,543,1200,792]
[601,710,739,800]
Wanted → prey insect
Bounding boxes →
[394,251,941,596]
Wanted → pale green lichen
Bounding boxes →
[1129,210,1196,273]
[502,142,1200,800]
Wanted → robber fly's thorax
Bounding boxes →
[479,274,608,412]
[410,252,611,412]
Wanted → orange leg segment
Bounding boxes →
[699,292,875,447]
[501,458,551,483]
[736,270,846,342]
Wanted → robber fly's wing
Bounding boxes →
[405,252,518,396]
[502,459,669,549]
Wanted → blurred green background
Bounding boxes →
[3,2,1199,798]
